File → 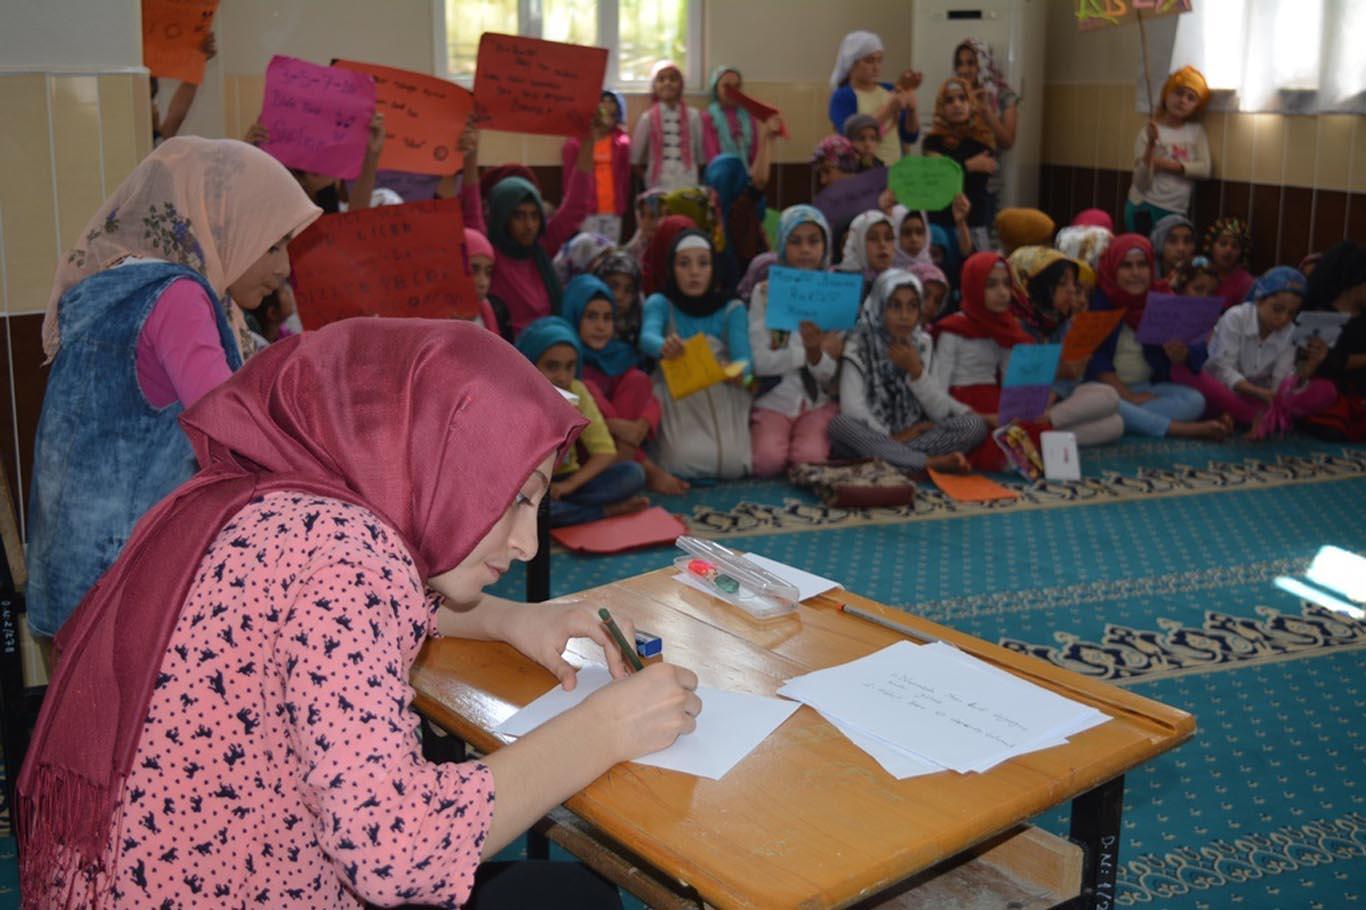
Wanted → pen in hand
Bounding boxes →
[598,608,645,673]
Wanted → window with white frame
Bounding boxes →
[1169,0,1366,113]
[438,0,700,90]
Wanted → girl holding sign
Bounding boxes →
[21,319,694,909]
[748,206,845,477]
[1009,246,1125,447]
[26,137,321,641]
[828,269,985,473]
[1085,235,1233,440]
[639,219,754,479]
[1124,66,1212,236]
[1176,267,1337,437]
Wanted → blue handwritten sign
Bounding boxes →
[765,266,864,332]
[1003,343,1062,388]
[1136,293,1223,345]
[812,167,887,236]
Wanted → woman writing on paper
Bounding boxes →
[20,319,699,909]
[25,138,321,642]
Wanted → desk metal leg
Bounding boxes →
[1059,774,1125,910]
[524,498,552,860]
[526,498,551,604]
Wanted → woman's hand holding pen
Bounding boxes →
[584,663,702,760]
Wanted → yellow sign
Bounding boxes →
[659,334,746,399]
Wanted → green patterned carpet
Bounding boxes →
[2,435,1361,909]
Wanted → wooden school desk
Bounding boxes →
[412,569,1195,910]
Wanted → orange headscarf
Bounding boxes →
[1160,66,1210,116]
[928,77,997,151]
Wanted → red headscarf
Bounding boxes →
[1098,233,1156,330]
[18,319,586,905]
[641,213,700,296]
[933,251,1033,348]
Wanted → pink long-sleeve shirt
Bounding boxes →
[97,492,494,909]
[136,278,233,408]
[463,168,593,335]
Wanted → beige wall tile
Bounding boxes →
[0,74,60,315]
[1097,84,1130,172]
[1353,115,1366,194]
[99,74,144,188]
[1314,115,1353,191]
[1249,114,1286,186]
[50,75,105,251]
[1073,84,1102,170]
[1221,113,1255,182]
[1203,111,1226,178]
[1281,116,1317,189]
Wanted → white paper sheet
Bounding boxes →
[818,712,946,780]
[1292,311,1350,347]
[780,642,1109,774]
[672,552,842,603]
[493,664,801,780]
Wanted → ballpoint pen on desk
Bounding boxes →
[598,608,645,672]
[839,603,945,646]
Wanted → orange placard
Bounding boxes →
[1061,308,1126,362]
[473,34,609,136]
[928,470,1019,503]
[142,0,219,85]
[334,60,473,175]
[730,88,789,138]
[289,198,478,328]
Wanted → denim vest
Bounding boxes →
[26,262,241,637]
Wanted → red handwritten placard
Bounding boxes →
[289,199,478,327]
[473,34,609,136]
[142,0,219,85]
[730,88,789,138]
[260,55,375,180]
[334,60,473,175]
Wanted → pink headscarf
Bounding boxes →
[42,137,321,362]
[18,319,586,907]
[1072,208,1115,231]
[464,227,495,263]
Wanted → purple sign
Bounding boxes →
[812,166,887,235]
[261,55,376,180]
[1136,293,1224,346]
[997,385,1052,425]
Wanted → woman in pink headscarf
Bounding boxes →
[19,319,700,910]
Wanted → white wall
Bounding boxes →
[0,0,142,70]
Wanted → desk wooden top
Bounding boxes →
[412,569,1194,910]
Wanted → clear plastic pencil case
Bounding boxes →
[673,535,800,621]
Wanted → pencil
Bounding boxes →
[598,608,645,672]
[839,603,945,646]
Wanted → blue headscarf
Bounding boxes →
[560,275,640,377]
[707,66,753,160]
[515,316,581,374]
[929,223,962,285]
[776,204,832,269]
[1248,265,1307,303]
[703,154,758,220]
[602,89,627,125]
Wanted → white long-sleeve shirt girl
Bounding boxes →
[748,281,840,418]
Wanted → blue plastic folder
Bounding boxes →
[765,266,864,332]
[1003,343,1062,388]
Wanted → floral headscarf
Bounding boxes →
[44,137,321,362]
[810,135,861,174]
[1203,217,1251,266]
[850,269,929,432]
[955,37,1018,111]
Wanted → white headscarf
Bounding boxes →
[830,31,884,89]
[1054,226,1114,276]
[839,210,893,277]
[890,205,932,267]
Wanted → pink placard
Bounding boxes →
[260,55,376,180]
